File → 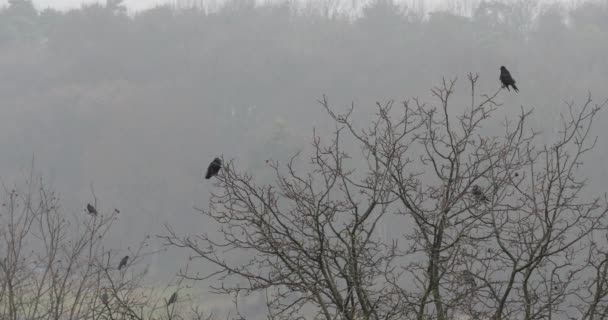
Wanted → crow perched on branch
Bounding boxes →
[471,185,490,202]
[500,66,519,92]
[462,270,477,287]
[205,158,222,179]
[167,292,178,306]
[118,255,129,270]
[86,203,98,216]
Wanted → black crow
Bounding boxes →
[86,203,98,216]
[205,158,222,179]
[471,185,490,202]
[118,255,129,270]
[500,66,519,92]
[462,270,477,287]
[167,292,178,306]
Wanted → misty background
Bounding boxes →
[1,0,607,316]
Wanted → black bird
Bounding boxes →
[205,158,222,179]
[167,292,178,306]
[118,255,129,270]
[101,292,109,305]
[462,270,477,287]
[471,185,490,202]
[500,66,519,92]
[86,203,98,216]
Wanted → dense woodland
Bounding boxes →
[1,0,608,318]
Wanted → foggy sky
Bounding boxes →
[0,0,580,13]
[1,0,608,318]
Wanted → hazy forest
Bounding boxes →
[2,0,608,319]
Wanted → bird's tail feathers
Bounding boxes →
[512,84,519,92]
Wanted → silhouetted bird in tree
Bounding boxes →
[205,158,222,179]
[471,185,490,202]
[86,203,98,216]
[167,292,178,306]
[500,66,519,92]
[118,255,129,270]
[462,270,477,287]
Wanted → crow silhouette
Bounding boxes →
[500,66,519,92]
[118,255,129,270]
[471,185,490,202]
[167,292,178,306]
[86,203,98,216]
[205,158,222,179]
[462,270,477,287]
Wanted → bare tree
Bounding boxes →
[164,75,608,320]
[0,170,213,320]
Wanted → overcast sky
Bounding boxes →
[1,0,574,13]
[0,0,171,11]
[0,0,586,17]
